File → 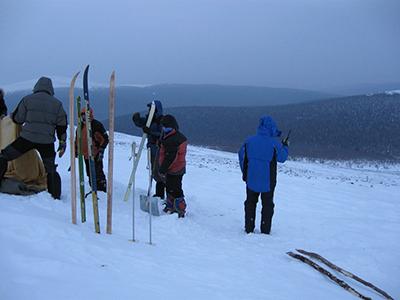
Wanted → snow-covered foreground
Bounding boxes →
[0,132,399,300]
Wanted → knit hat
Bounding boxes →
[161,114,179,130]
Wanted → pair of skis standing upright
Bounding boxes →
[69,66,157,241]
[69,65,115,234]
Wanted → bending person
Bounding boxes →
[0,77,67,199]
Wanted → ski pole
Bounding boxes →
[131,142,136,242]
[147,147,153,245]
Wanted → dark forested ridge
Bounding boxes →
[5,84,334,121]
[4,84,399,161]
[114,93,400,161]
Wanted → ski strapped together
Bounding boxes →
[69,72,80,225]
[288,249,394,300]
[287,251,371,300]
[83,65,100,234]
[76,96,86,223]
[296,249,394,300]
[106,71,115,234]
[124,101,156,202]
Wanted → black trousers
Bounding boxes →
[0,137,60,199]
[244,187,275,234]
[166,174,184,199]
[164,174,186,216]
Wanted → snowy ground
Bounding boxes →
[0,132,399,300]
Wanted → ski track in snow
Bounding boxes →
[0,132,399,300]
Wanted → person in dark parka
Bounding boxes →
[132,101,165,198]
[0,89,7,118]
[158,114,187,218]
[238,116,289,234]
[0,77,67,199]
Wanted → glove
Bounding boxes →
[159,172,166,183]
[143,126,151,134]
[96,148,105,162]
[132,112,140,123]
[158,166,167,182]
[57,140,66,158]
[282,137,290,147]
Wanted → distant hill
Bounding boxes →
[4,84,335,121]
[114,93,400,161]
[323,82,400,95]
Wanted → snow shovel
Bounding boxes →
[139,195,164,216]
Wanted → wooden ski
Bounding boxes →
[69,71,80,225]
[287,251,371,300]
[296,249,394,300]
[106,71,115,234]
[124,102,156,201]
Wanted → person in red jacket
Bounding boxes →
[75,107,109,192]
[158,114,187,218]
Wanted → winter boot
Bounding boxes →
[244,201,257,233]
[174,197,187,218]
[47,171,61,199]
[163,195,175,214]
[245,217,255,234]
[260,220,271,234]
[0,154,8,186]
[97,179,107,192]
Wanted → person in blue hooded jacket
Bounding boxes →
[238,116,289,234]
[132,100,165,198]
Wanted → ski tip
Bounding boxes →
[84,65,90,78]
[110,71,116,83]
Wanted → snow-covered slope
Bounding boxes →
[0,132,399,300]
[386,90,400,95]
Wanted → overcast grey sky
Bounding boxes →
[1,0,399,90]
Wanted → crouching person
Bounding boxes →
[158,115,187,218]
[0,77,67,199]
[76,107,109,192]
[238,116,289,234]
[0,88,8,118]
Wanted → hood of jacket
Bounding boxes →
[147,100,163,118]
[33,77,54,96]
[154,100,163,118]
[257,116,281,137]
[161,114,179,130]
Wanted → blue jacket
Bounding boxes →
[133,100,163,146]
[238,116,288,192]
